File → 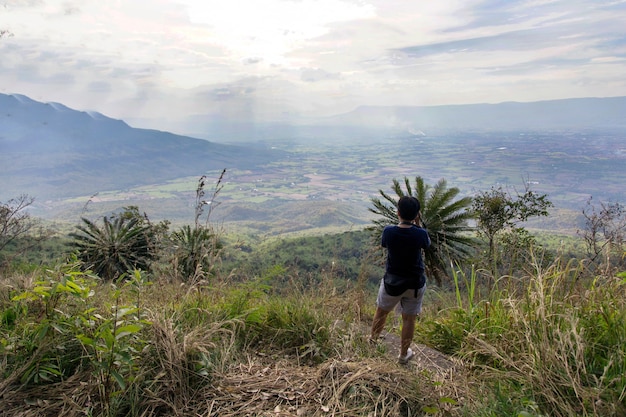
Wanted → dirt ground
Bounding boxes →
[375,329,460,375]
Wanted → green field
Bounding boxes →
[33,129,625,238]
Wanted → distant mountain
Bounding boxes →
[173,96,626,143]
[318,96,626,132]
[0,94,283,201]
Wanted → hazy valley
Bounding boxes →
[2,93,625,238]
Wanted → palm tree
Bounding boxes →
[70,215,156,281]
[370,176,476,286]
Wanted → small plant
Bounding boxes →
[75,272,150,412]
[171,225,222,282]
[419,265,489,354]
[473,184,552,278]
[171,171,225,282]
[0,194,53,269]
[9,260,96,384]
[7,263,151,415]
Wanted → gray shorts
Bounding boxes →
[376,278,426,316]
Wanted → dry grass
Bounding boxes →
[204,358,419,416]
[0,272,463,417]
[0,358,427,417]
[0,344,433,417]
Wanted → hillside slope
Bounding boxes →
[0,94,284,200]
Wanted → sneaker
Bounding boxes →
[398,348,415,364]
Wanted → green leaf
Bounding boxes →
[116,307,139,318]
[39,365,62,377]
[76,334,95,346]
[111,369,126,389]
[101,328,115,349]
[36,323,50,341]
[115,324,142,339]
[11,292,37,302]
[116,350,133,364]
[33,286,51,297]
[439,397,458,405]
[422,406,439,414]
[64,279,85,294]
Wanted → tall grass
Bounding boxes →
[3,248,626,416]
[422,255,626,416]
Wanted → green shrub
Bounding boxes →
[170,225,222,282]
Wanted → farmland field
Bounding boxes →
[37,129,626,238]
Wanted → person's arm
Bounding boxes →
[415,213,427,229]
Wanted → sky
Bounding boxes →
[1,0,626,134]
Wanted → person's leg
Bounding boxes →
[370,307,390,340]
[371,279,398,341]
[400,313,417,357]
[397,283,426,362]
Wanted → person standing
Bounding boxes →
[370,195,431,364]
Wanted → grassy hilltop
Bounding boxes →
[1,199,625,416]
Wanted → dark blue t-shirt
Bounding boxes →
[382,225,431,278]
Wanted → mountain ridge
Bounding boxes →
[0,93,283,201]
[172,95,626,142]
[320,96,626,131]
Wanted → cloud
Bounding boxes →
[242,57,263,65]
[183,0,376,67]
[16,65,75,85]
[87,81,112,93]
[396,31,536,57]
[1,0,626,131]
[300,68,340,82]
[4,0,44,8]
